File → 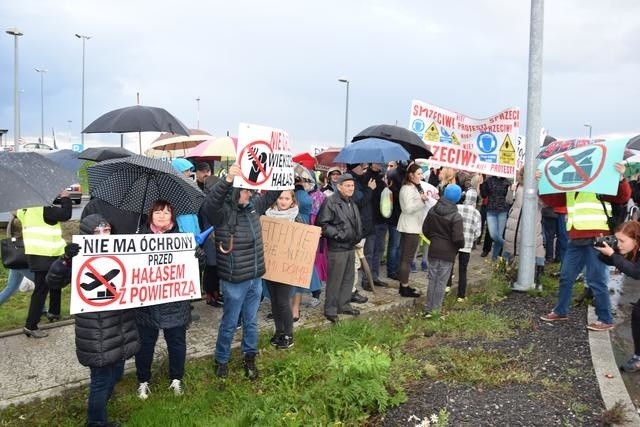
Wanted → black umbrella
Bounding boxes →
[0,152,78,212]
[352,124,432,159]
[87,155,204,229]
[78,146,135,162]
[43,149,86,172]
[83,105,190,136]
[626,134,640,150]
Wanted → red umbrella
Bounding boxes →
[314,147,346,171]
[292,152,317,170]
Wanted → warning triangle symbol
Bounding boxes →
[451,132,460,145]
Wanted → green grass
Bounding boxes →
[0,268,572,426]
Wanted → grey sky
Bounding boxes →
[1,0,639,154]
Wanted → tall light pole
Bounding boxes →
[196,97,201,129]
[67,120,73,145]
[584,123,592,139]
[35,68,48,144]
[6,28,23,152]
[76,33,91,147]
[338,77,350,147]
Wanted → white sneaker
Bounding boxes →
[169,379,183,396]
[309,297,321,308]
[137,382,150,400]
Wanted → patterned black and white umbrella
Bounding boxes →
[87,155,204,216]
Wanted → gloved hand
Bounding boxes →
[195,246,207,269]
[64,243,81,259]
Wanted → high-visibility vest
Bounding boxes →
[16,207,65,257]
[565,192,610,231]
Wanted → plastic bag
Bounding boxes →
[19,276,35,292]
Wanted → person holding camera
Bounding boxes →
[594,221,640,371]
[539,162,631,331]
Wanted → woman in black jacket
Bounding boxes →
[46,214,139,427]
[594,220,640,372]
[135,200,191,399]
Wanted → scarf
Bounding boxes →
[150,221,175,234]
[265,205,299,222]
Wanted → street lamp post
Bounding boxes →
[338,77,350,147]
[584,124,592,139]
[35,68,48,144]
[196,97,201,129]
[67,120,73,145]
[6,28,23,152]
[76,33,91,147]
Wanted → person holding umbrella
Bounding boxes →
[20,190,72,338]
[135,200,191,399]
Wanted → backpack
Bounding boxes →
[380,187,393,219]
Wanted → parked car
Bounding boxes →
[21,142,54,153]
[54,183,82,205]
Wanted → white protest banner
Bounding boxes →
[260,217,321,288]
[70,233,201,314]
[234,122,295,190]
[408,100,520,177]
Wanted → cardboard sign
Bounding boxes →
[234,122,295,190]
[409,100,521,177]
[70,233,201,314]
[537,138,626,195]
[260,217,321,287]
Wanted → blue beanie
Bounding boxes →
[443,184,462,203]
[171,158,194,173]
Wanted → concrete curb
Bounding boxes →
[588,306,640,425]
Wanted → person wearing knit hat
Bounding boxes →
[421,183,465,318]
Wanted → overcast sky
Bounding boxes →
[1,0,639,154]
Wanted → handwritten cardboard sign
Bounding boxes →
[70,233,201,314]
[260,217,321,287]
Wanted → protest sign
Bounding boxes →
[234,122,295,190]
[70,233,201,314]
[408,100,520,177]
[537,138,604,160]
[537,138,626,195]
[260,217,321,287]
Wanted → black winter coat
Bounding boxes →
[135,223,191,330]
[75,310,139,368]
[352,173,374,237]
[203,179,279,283]
[363,168,387,226]
[480,177,510,212]
[315,191,362,251]
[422,199,465,262]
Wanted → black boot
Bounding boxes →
[243,353,259,380]
[535,265,544,290]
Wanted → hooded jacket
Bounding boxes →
[422,198,465,262]
[202,179,279,283]
[503,184,545,259]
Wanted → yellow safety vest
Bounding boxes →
[16,207,65,257]
[565,192,610,231]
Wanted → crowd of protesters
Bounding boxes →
[6,153,640,427]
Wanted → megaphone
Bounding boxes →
[195,226,214,246]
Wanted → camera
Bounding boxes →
[594,235,618,250]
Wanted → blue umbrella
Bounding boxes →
[334,138,410,164]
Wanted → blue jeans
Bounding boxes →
[553,241,612,324]
[215,277,261,364]
[0,269,34,305]
[87,359,125,426]
[386,224,400,277]
[135,324,186,383]
[363,224,388,283]
[486,210,507,260]
[556,214,568,262]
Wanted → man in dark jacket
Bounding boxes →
[385,162,406,280]
[361,163,389,288]
[480,175,510,260]
[315,173,363,323]
[422,184,465,317]
[46,214,139,427]
[203,163,279,379]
